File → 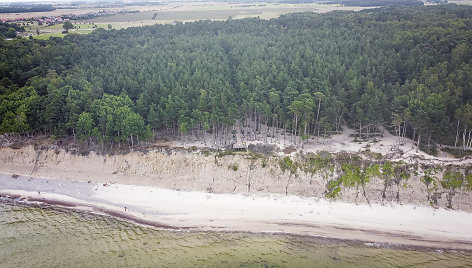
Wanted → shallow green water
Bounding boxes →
[0,201,471,267]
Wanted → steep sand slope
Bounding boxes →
[0,142,471,211]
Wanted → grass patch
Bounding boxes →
[228,163,238,171]
[30,22,108,39]
[245,152,264,160]
[216,150,234,158]
[335,152,362,163]
[33,32,66,39]
[361,149,383,160]
[201,150,212,157]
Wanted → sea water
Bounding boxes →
[0,201,471,267]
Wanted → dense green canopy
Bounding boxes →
[0,21,25,39]
[1,5,472,150]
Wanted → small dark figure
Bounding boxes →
[124,207,127,212]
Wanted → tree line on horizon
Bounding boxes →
[327,0,424,7]
[0,5,55,14]
[1,4,472,152]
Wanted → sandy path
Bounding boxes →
[1,173,471,251]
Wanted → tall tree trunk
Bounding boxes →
[397,124,400,144]
[283,122,286,145]
[468,129,472,148]
[402,121,406,143]
[272,116,276,138]
[367,124,370,140]
[463,128,467,150]
[253,106,257,133]
[455,120,460,148]
[316,99,321,136]
[359,121,362,140]
[335,117,339,132]
[427,132,431,151]
[303,116,308,137]
[416,133,421,153]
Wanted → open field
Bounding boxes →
[88,2,368,28]
[3,2,370,38]
[449,0,472,5]
[31,24,109,39]
[17,21,109,39]
[0,2,361,21]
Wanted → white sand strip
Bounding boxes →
[1,174,471,250]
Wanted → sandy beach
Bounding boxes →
[1,173,471,251]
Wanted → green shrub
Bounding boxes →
[302,152,333,174]
[466,174,472,191]
[279,156,297,174]
[261,158,267,168]
[441,170,463,190]
[228,163,238,171]
[325,178,342,199]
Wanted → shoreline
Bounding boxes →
[1,173,472,251]
[1,198,469,254]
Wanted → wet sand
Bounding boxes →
[1,173,472,251]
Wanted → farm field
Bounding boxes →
[449,0,472,4]
[3,2,369,38]
[88,2,368,28]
